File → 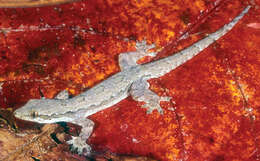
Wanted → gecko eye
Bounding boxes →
[31,111,38,118]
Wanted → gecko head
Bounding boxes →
[14,99,58,124]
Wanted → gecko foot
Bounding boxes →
[119,40,157,70]
[141,95,171,114]
[130,77,171,114]
[67,136,92,155]
[67,118,94,156]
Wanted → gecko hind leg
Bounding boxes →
[119,40,157,70]
[130,77,171,114]
[67,118,94,156]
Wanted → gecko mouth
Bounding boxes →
[13,110,23,119]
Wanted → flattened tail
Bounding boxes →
[141,5,251,78]
[206,5,251,42]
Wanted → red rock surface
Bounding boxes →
[0,0,259,160]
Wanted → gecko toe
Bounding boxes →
[141,101,164,114]
[67,136,92,155]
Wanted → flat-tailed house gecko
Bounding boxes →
[14,6,250,155]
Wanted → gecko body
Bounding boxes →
[14,6,250,155]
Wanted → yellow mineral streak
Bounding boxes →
[0,0,79,8]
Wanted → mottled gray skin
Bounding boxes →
[14,66,142,123]
[14,6,250,155]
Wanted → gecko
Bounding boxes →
[14,6,250,155]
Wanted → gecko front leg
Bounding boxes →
[119,40,170,114]
[67,118,94,155]
[130,77,171,114]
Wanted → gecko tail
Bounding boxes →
[208,5,251,41]
[182,5,251,57]
[141,5,251,78]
